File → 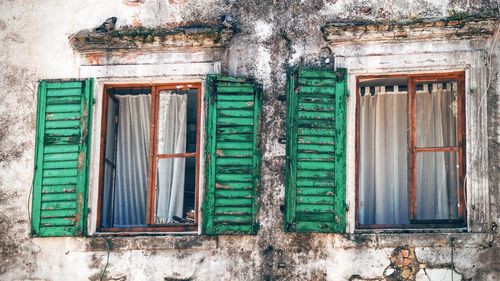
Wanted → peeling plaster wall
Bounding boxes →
[0,0,499,280]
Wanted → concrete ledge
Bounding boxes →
[70,25,234,53]
[323,16,499,45]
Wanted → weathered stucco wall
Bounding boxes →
[0,0,499,280]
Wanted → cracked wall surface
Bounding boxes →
[0,0,499,280]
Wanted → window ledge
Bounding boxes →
[86,234,217,251]
[93,231,199,237]
[322,16,498,45]
[354,228,468,234]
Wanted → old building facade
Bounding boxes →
[0,0,499,280]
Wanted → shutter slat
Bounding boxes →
[216,157,253,166]
[215,182,253,190]
[42,185,77,194]
[216,141,253,149]
[215,149,253,157]
[215,189,253,198]
[217,94,255,101]
[217,126,254,134]
[215,198,253,207]
[46,88,83,97]
[297,187,334,196]
[217,109,254,117]
[46,112,81,121]
[298,86,336,95]
[43,160,78,169]
[32,79,92,237]
[46,96,81,105]
[285,68,346,233]
[41,193,77,202]
[204,75,261,235]
[215,206,252,215]
[217,134,253,142]
[44,144,79,154]
[217,101,254,109]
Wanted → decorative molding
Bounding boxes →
[323,17,499,45]
[70,25,234,53]
[79,62,221,78]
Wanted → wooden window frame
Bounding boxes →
[355,72,467,229]
[96,83,202,233]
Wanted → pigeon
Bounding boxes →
[220,15,240,32]
[95,17,117,33]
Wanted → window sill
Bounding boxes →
[93,231,199,237]
[354,227,468,234]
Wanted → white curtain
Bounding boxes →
[359,83,458,225]
[114,95,151,227]
[416,83,458,220]
[359,87,408,225]
[156,92,187,223]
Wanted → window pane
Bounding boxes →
[101,162,115,228]
[155,157,196,224]
[416,81,458,147]
[102,96,118,228]
[416,152,459,220]
[157,89,198,155]
[358,79,409,225]
[102,92,151,227]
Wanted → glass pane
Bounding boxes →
[416,81,458,147]
[101,162,115,228]
[155,157,196,224]
[157,89,198,154]
[416,152,459,220]
[358,78,409,225]
[105,96,119,161]
[101,91,151,227]
[102,96,119,228]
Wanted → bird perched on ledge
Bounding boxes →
[95,17,117,33]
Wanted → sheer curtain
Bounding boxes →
[359,83,458,225]
[359,86,408,225]
[114,95,151,227]
[156,91,187,223]
[416,82,458,220]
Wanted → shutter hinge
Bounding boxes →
[209,80,217,104]
[336,69,345,81]
[346,90,350,97]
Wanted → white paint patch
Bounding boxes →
[254,20,272,42]
[415,268,463,280]
[254,44,271,85]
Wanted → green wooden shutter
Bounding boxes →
[285,68,347,233]
[203,75,261,235]
[32,79,93,237]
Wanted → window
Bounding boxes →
[97,83,201,232]
[356,72,466,229]
[32,76,262,236]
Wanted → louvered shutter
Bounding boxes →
[203,75,261,234]
[32,79,93,237]
[285,68,347,233]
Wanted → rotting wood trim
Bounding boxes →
[322,16,499,45]
[70,25,235,53]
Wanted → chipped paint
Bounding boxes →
[0,0,499,280]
